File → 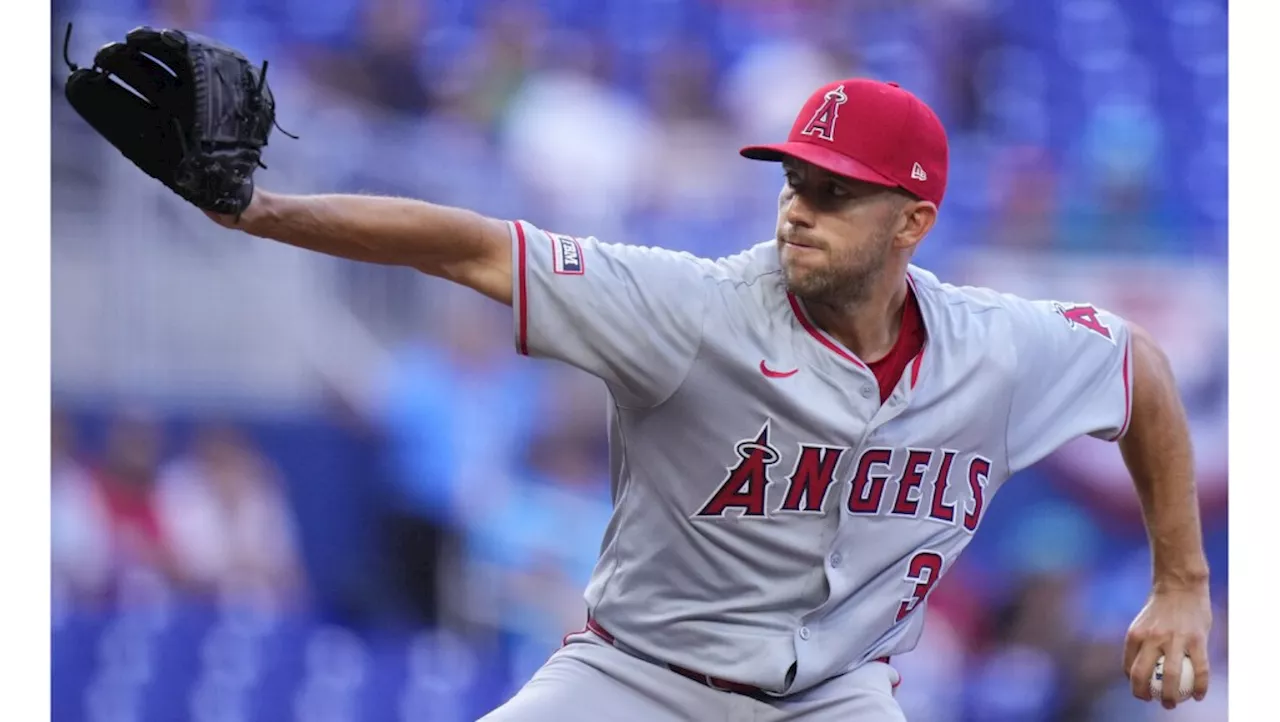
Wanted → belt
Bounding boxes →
[578,618,894,700]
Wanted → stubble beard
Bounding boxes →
[781,227,894,310]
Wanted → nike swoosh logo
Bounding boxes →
[760,360,799,379]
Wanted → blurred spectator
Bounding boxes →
[635,40,743,226]
[283,0,438,117]
[87,408,186,597]
[461,370,612,677]
[51,407,113,605]
[153,421,306,610]
[987,145,1061,252]
[148,0,214,29]
[443,0,547,132]
[372,293,542,626]
[964,573,1076,721]
[348,0,439,115]
[500,30,655,235]
[1059,100,1174,254]
[465,424,611,626]
[929,0,1000,134]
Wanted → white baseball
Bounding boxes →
[1149,655,1195,702]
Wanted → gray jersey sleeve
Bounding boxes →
[1004,295,1135,474]
[509,220,710,409]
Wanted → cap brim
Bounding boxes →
[740,142,899,189]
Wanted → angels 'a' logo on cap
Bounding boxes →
[801,85,849,142]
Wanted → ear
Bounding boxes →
[894,199,938,250]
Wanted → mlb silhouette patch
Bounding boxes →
[1053,302,1113,341]
[551,233,585,275]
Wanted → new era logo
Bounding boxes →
[551,233,585,275]
[911,163,928,182]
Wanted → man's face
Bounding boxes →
[775,158,911,306]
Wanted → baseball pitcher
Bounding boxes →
[63,27,1213,722]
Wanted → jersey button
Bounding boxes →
[830,552,843,567]
[860,384,874,398]
[799,627,811,641]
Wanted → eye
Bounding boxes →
[784,170,801,187]
[827,182,849,198]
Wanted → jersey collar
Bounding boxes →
[785,271,930,393]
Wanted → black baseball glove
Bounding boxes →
[61,24,293,216]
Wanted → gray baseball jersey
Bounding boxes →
[507,220,1133,696]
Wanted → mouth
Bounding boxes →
[781,238,820,252]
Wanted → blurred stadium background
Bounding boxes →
[49,0,1228,720]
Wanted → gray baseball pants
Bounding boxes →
[478,625,906,722]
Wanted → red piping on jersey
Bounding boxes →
[516,221,529,356]
[906,274,925,389]
[1109,335,1133,441]
[787,293,869,370]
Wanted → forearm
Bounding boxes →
[1119,326,1210,590]
[232,189,513,301]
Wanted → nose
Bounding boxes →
[782,190,816,229]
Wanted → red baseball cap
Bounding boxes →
[740,78,949,207]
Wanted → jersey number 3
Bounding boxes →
[895,551,945,623]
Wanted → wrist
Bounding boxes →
[1152,563,1210,593]
[239,187,278,234]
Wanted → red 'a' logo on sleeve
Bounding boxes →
[1053,302,1113,341]
[801,85,849,142]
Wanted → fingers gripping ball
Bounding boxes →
[1150,655,1195,703]
[61,23,295,216]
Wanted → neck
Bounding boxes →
[805,270,910,364]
